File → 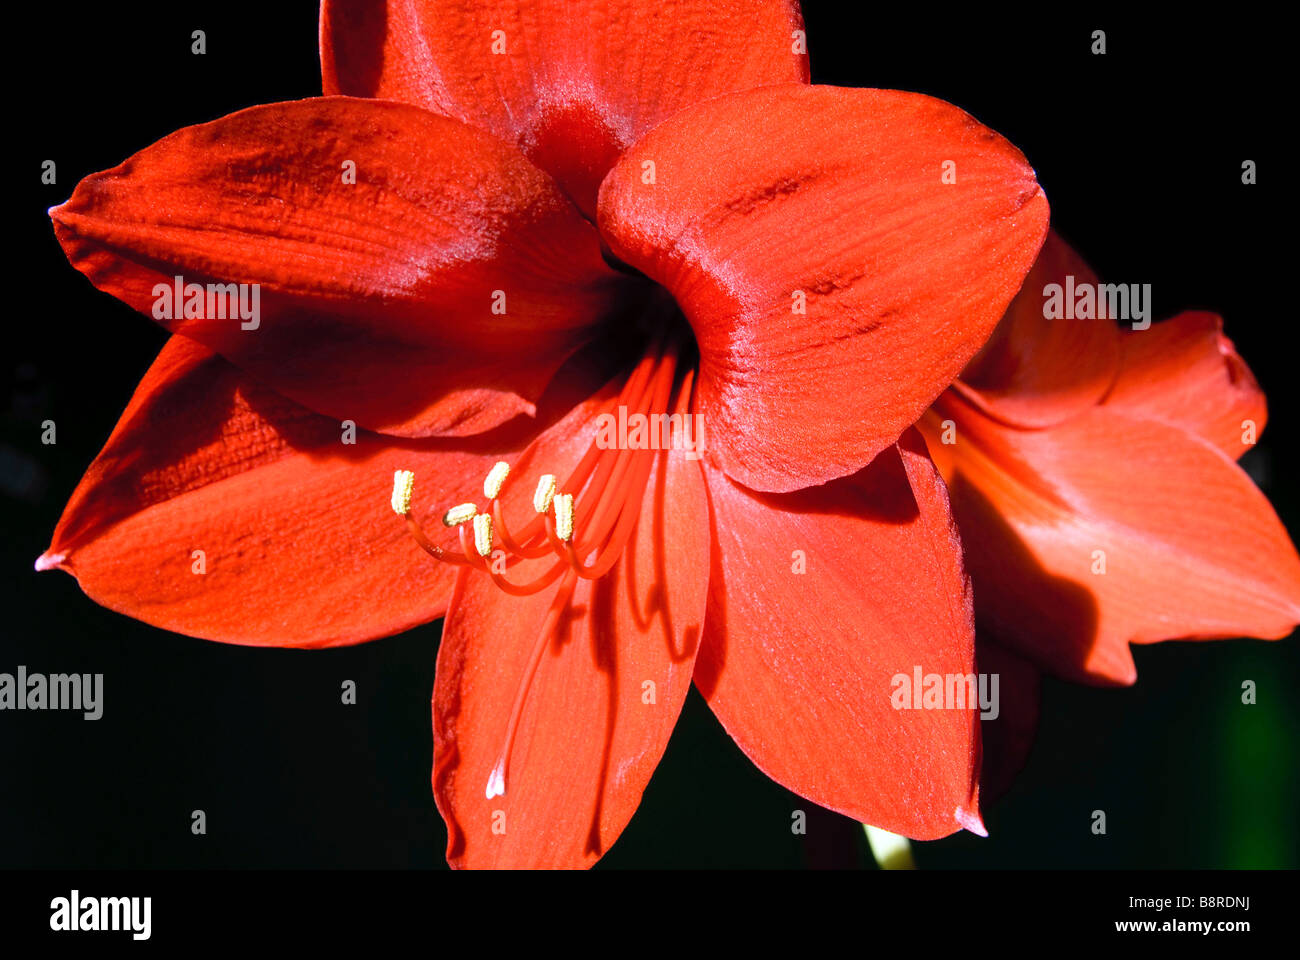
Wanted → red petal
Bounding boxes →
[50,97,621,439]
[598,84,1049,492]
[320,0,808,215]
[38,335,610,647]
[954,230,1121,427]
[432,399,710,867]
[1105,311,1266,459]
[923,396,1300,685]
[694,430,983,839]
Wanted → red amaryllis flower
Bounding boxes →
[921,231,1300,689]
[40,0,1057,868]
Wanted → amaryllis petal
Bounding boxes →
[694,430,983,839]
[1105,311,1266,459]
[37,335,609,647]
[598,84,1049,493]
[432,421,709,867]
[51,97,622,439]
[922,396,1300,685]
[320,0,808,215]
[954,229,1121,428]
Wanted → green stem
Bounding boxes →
[864,824,916,870]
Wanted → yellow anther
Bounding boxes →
[484,461,511,500]
[390,470,415,516]
[442,503,478,527]
[554,493,575,542]
[472,513,494,557]
[533,474,557,513]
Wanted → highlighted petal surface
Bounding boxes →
[1106,311,1266,459]
[923,396,1300,684]
[51,97,621,439]
[433,399,709,868]
[599,84,1049,491]
[955,230,1121,427]
[39,335,610,647]
[321,0,808,214]
[694,430,982,839]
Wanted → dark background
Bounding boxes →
[3,3,1294,869]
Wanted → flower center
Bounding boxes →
[389,334,693,800]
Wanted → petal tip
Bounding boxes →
[34,551,67,572]
[954,805,987,837]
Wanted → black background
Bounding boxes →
[3,2,1295,869]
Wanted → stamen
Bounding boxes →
[480,347,660,557]
[394,334,695,805]
[566,451,655,580]
[554,493,575,542]
[493,499,556,560]
[472,513,494,557]
[486,556,567,597]
[389,470,469,566]
[533,474,557,513]
[405,515,468,565]
[458,523,486,568]
[484,461,511,499]
[390,469,415,516]
[560,343,681,580]
[442,503,477,527]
